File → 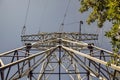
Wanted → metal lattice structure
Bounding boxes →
[21,32,98,42]
[0,32,120,80]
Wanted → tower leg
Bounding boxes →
[0,70,4,80]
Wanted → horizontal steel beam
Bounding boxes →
[0,46,26,57]
[61,45,120,71]
[0,46,58,70]
[32,72,87,74]
[21,32,98,42]
[60,38,120,58]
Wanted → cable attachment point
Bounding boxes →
[25,43,32,52]
[87,43,94,49]
[88,43,94,54]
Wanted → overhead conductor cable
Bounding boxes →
[22,0,31,36]
[59,0,71,32]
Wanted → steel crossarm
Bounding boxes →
[0,46,58,70]
[92,46,120,58]
[1,32,120,80]
[21,32,98,42]
[60,38,88,47]
[0,42,37,57]
[0,46,26,57]
[11,51,52,80]
[32,38,58,47]
[60,38,120,58]
[61,45,120,71]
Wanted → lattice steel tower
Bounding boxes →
[0,0,120,80]
[0,29,120,80]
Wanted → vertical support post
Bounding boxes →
[87,43,94,80]
[113,70,117,80]
[5,51,17,80]
[98,50,103,75]
[79,21,83,40]
[113,57,119,80]
[0,71,4,80]
[59,33,62,80]
[25,43,32,80]
[16,50,21,78]
[0,59,4,80]
[59,46,61,80]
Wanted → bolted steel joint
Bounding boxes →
[87,43,94,49]
[25,43,32,52]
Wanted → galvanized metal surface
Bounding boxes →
[0,32,120,80]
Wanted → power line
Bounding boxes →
[24,0,31,26]
[64,21,80,25]
[22,0,31,36]
[38,0,48,33]
[59,0,71,32]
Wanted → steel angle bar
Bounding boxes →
[0,59,4,67]
[90,60,118,80]
[92,46,113,54]
[60,38,120,58]
[0,42,37,57]
[37,49,59,80]
[61,45,120,71]
[11,54,47,80]
[9,61,30,79]
[37,59,52,80]
[62,49,101,78]
[9,47,58,80]
[37,61,47,80]
[9,52,47,79]
[0,46,26,57]
[21,32,98,42]
[33,38,58,44]
[0,46,58,70]
[92,46,120,58]
[54,52,76,80]
[32,38,58,47]
[60,38,88,47]
[60,64,76,80]
[65,50,108,80]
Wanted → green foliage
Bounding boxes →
[80,0,120,27]
[79,0,120,65]
[80,0,120,49]
[80,0,108,28]
[107,53,120,66]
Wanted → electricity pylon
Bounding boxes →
[0,32,120,80]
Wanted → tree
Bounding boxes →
[79,0,120,65]
[79,0,120,53]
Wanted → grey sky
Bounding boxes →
[0,0,114,80]
[0,0,112,53]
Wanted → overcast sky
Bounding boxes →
[0,0,114,80]
[0,0,112,53]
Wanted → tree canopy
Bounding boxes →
[79,0,120,52]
